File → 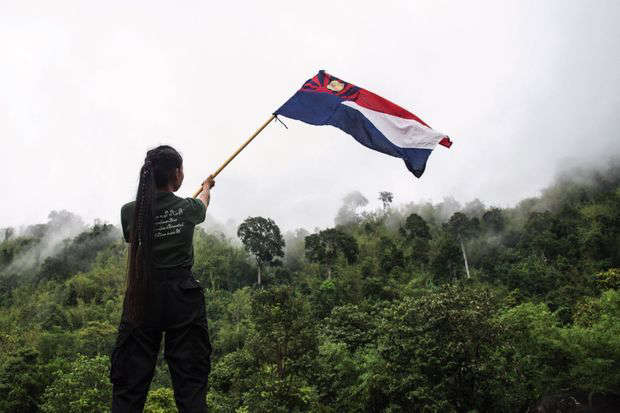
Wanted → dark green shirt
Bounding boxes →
[121,191,206,269]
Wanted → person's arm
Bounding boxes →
[197,176,215,209]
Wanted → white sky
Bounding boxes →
[1,0,619,231]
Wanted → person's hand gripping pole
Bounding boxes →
[197,176,215,208]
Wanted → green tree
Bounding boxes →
[308,279,339,319]
[211,287,320,412]
[75,321,116,357]
[428,231,462,283]
[144,387,177,413]
[596,268,620,290]
[314,341,362,411]
[565,289,620,405]
[375,285,501,412]
[399,212,430,241]
[241,365,319,413]
[493,302,565,410]
[579,200,620,264]
[322,304,377,351]
[305,228,359,279]
[518,211,573,261]
[37,328,78,362]
[237,217,285,286]
[248,286,317,379]
[213,287,253,355]
[482,208,505,233]
[208,349,255,411]
[377,236,404,274]
[193,230,255,291]
[400,212,432,267]
[41,354,112,413]
[0,348,46,413]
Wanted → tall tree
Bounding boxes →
[237,217,285,286]
[378,191,394,210]
[446,212,480,279]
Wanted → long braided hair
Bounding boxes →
[125,145,183,324]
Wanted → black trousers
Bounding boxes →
[110,268,212,413]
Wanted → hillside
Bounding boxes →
[0,162,619,412]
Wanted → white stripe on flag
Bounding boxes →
[341,101,446,150]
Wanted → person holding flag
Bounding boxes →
[111,145,215,413]
[109,71,451,412]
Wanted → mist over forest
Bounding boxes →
[1,160,619,412]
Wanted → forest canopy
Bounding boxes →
[0,162,619,412]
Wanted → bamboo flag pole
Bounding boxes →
[192,114,276,198]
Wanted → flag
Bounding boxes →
[274,70,452,178]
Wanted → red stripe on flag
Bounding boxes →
[353,89,430,127]
[439,137,452,148]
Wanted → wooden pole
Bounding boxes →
[192,114,276,198]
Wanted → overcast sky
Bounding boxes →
[2,0,619,232]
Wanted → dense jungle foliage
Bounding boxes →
[0,163,619,412]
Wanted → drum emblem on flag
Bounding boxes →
[327,80,345,92]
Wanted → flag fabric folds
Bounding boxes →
[274,70,452,178]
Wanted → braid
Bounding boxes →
[125,145,182,325]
